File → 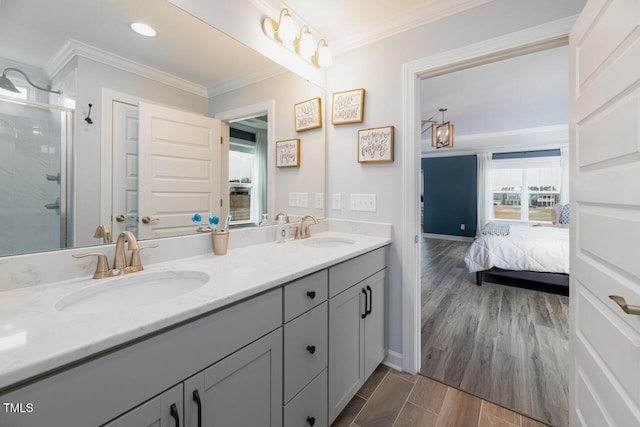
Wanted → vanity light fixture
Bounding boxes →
[130,22,157,37]
[0,67,61,95]
[298,25,315,58]
[262,8,332,68]
[315,39,332,67]
[432,108,454,149]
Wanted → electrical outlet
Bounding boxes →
[315,193,324,209]
[288,192,308,208]
[332,194,341,210]
[350,194,376,212]
[460,224,466,230]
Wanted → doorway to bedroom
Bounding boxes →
[419,45,570,427]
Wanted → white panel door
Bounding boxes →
[112,101,139,237]
[570,1,640,426]
[138,102,222,240]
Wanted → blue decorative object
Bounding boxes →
[209,215,219,232]
[191,213,202,223]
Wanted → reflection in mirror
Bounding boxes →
[0,0,326,257]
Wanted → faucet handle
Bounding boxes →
[129,244,158,272]
[72,252,111,279]
[289,224,301,240]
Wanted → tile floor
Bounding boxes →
[331,365,550,427]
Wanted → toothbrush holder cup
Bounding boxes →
[212,231,230,255]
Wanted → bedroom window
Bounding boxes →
[492,155,561,222]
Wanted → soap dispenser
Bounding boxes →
[277,217,286,243]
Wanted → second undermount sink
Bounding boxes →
[55,270,209,315]
[301,237,356,248]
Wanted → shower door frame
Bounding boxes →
[0,94,74,251]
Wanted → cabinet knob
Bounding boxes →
[306,345,316,354]
[306,416,316,426]
[306,290,316,299]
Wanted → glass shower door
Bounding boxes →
[0,96,71,256]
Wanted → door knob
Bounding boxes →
[115,214,136,222]
[609,295,640,315]
[141,216,160,224]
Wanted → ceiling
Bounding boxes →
[421,45,569,154]
[0,0,284,92]
[0,0,496,93]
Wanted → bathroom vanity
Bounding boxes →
[0,227,390,427]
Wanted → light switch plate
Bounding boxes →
[289,192,308,208]
[332,193,341,210]
[315,193,324,209]
[350,194,376,212]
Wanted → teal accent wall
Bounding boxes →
[422,155,477,237]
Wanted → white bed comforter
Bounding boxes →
[464,225,569,274]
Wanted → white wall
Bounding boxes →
[325,0,586,356]
[53,56,208,247]
[209,72,325,221]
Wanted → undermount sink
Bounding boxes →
[55,270,209,314]
[301,237,356,248]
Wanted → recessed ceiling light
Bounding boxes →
[130,22,157,37]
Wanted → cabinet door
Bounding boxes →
[364,268,387,379]
[105,383,183,427]
[329,283,365,423]
[185,329,282,427]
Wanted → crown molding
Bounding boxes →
[334,0,495,54]
[207,64,287,97]
[44,39,208,97]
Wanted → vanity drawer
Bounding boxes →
[284,269,328,322]
[284,302,328,403]
[329,247,387,297]
[284,369,328,427]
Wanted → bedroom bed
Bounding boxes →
[463,222,570,294]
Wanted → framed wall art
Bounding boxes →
[294,97,322,132]
[358,126,394,163]
[276,138,300,168]
[332,88,365,125]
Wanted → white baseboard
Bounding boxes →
[382,350,403,372]
[422,233,474,242]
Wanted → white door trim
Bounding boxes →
[214,100,276,222]
[400,15,578,374]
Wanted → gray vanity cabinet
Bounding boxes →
[183,329,283,427]
[328,247,388,423]
[105,384,184,427]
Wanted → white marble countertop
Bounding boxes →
[0,231,390,392]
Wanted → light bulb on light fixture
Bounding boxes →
[316,39,332,67]
[298,25,314,58]
[277,8,295,43]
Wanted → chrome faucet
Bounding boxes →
[300,215,319,239]
[73,231,157,279]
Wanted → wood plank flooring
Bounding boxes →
[420,238,569,427]
[331,365,549,427]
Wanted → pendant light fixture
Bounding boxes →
[431,108,454,149]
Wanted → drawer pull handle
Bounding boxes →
[307,416,316,426]
[610,295,640,315]
[366,285,373,316]
[307,290,316,299]
[361,288,368,318]
[307,345,316,354]
[192,389,202,427]
[170,403,180,427]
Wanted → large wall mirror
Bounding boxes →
[0,0,326,257]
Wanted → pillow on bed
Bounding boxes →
[559,204,570,224]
